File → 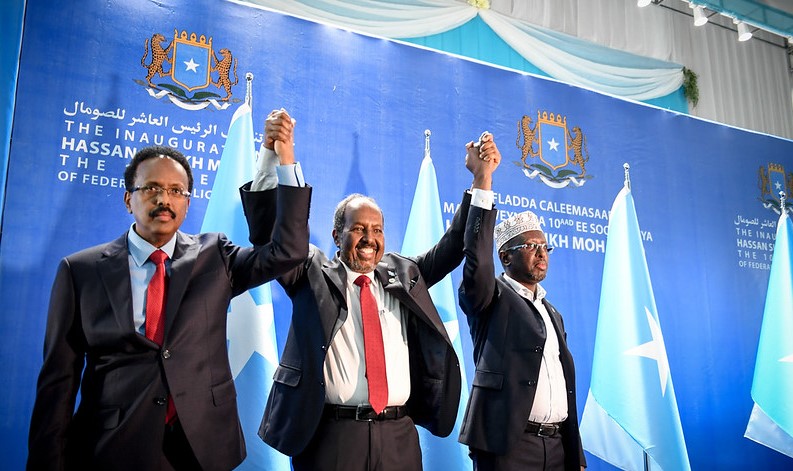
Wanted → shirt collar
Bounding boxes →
[502,273,546,302]
[127,224,177,267]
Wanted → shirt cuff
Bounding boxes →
[251,144,306,189]
[470,188,494,209]
[251,144,278,191]
[276,162,305,188]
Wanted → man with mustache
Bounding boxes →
[28,109,310,471]
[258,131,501,471]
[457,150,586,470]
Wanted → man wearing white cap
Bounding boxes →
[458,183,586,469]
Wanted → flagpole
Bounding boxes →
[623,162,631,190]
[781,191,787,213]
[245,72,253,106]
[626,162,652,471]
[424,129,431,160]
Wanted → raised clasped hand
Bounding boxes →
[264,108,296,165]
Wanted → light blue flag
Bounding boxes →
[579,179,690,471]
[200,101,290,470]
[744,208,793,458]
[400,132,471,471]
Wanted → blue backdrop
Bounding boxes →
[2,0,792,469]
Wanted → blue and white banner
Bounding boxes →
[2,0,793,469]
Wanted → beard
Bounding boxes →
[527,267,547,284]
[347,257,377,273]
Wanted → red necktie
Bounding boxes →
[145,250,168,345]
[354,275,388,414]
[145,250,176,424]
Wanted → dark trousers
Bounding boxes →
[293,415,422,471]
[161,419,202,471]
[471,433,565,471]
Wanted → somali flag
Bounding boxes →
[744,209,793,458]
[200,101,290,470]
[579,182,690,471]
[400,142,471,471]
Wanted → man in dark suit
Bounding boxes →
[258,132,500,471]
[27,110,310,471]
[458,134,586,471]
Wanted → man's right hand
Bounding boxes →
[466,132,500,190]
[264,108,296,165]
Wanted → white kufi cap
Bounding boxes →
[494,210,542,251]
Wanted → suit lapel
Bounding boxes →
[499,273,551,341]
[320,256,348,342]
[98,234,136,335]
[543,299,568,347]
[164,232,200,334]
[321,256,347,303]
[376,260,451,344]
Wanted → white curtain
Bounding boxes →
[236,0,477,37]
[478,9,682,100]
[488,0,793,140]
[237,0,685,101]
[235,0,793,139]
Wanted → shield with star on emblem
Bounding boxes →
[769,164,787,199]
[171,30,212,91]
[537,112,570,170]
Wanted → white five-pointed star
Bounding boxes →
[184,58,200,73]
[624,307,671,396]
[547,138,560,152]
[227,291,278,379]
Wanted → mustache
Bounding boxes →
[149,206,176,219]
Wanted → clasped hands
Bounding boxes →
[466,131,500,190]
[264,108,296,166]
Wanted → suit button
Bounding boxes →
[153,397,167,406]
[528,380,537,387]
[534,346,543,353]
[162,349,171,359]
[319,381,325,387]
[321,345,326,351]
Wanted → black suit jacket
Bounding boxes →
[27,184,311,471]
[257,192,472,457]
[457,203,585,470]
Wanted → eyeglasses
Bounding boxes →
[503,242,553,254]
[129,185,191,200]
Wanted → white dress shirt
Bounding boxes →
[502,275,569,424]
[323,264,411,407]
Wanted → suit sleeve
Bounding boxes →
[412,191,472,288]
[28,259,86,471]
[458,200,498,318]
[240,182,278,245]
[232,183,311,295]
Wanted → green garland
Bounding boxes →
[682,67,699,108]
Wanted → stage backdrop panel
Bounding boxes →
[1,0,792,469]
